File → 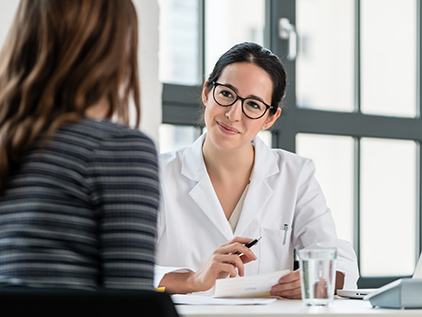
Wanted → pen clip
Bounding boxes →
[283,224,289,245]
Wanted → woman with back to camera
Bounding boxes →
[0,0,160,290]
[155,42,359,297]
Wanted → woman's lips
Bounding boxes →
[217,122,240,135]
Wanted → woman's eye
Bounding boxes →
[221,90,233,98]
[247,101,262,110]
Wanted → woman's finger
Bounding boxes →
[278,269,300,283]
[215,241,258,262]
[270,281,302,298]
[217,236,253,249]
[206,253,243,276]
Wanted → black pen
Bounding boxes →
[234,236,262,255]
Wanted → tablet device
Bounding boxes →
[339,251,422,300]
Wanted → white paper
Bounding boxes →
[171,294,277,305]
[214,270,290,298]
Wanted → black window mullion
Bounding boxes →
[268,0,297,153]
[162,84,202,126]
[354,137,361,278]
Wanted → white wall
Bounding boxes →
[133,0,162,145]
[0,1,19,47]
[0,0,162,146]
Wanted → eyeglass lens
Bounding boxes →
[214,85,267,119]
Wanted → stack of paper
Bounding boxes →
[171,270,290,306]
[214,269,290,298]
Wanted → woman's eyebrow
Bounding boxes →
[221,83,266,102]
[247,94,266,102]
[221,82,238,93]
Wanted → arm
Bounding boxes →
[88,132,160,289]
[159,237,258,294]
[294,160,358,286]
[272,159,356,298]
[270,270,345,299]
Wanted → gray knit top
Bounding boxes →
[0,119,159,290]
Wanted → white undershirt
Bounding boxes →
[228,184,250,232]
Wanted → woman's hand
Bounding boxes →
[270,270,345,299]
[270,269,302,299]
[187,236,258,292]
[159,236,258,294]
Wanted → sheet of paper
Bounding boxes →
[171,294,277,305]
[214,270,290,298]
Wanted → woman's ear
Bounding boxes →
[261,108,281,130]
[202,80,210,105]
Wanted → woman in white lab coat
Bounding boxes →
[156,42,359,297]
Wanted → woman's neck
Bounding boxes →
[202,136,255,181]
[85,97,109,119]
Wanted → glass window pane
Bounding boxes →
[361,0,416,117]
[159,124,200,153]
[360,138,416,276]
[296,134,354,244]
[296,0,354,112]
[205,0,265,77]
[158,0,199,85]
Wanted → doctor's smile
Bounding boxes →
[217,121,240,135]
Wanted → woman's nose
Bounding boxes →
[225,99,243,121]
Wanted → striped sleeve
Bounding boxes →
[87,131,160,290]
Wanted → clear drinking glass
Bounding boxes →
[298,249,337,307]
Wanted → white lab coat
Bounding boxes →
[155,133,359,288]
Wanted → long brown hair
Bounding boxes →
[0,0,141,193]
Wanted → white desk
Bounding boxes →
[176,297,422,317]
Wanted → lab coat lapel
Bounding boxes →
[189,176,234,241]
[234,136,279,236]
[182,134,234,241]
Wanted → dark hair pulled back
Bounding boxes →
[205,42,287,115]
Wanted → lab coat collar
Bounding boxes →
[181,133,279,181]
[181,133,207,181]
[251,135,280,179]
[182,133,280,239]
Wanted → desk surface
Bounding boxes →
[176,298,422,317]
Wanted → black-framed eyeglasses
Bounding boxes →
[212,82,274,120]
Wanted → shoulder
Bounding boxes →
[54,119,158,171]
[159,134,207,181]
[64,119,157,153]
[158,133,205,176]
[273,149,316,178]
[272,148,311,167]
[67,119,154,143]
[254,136,314,176]
[158,147,185,173]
